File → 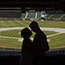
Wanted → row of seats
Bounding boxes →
[21,12,65,19]
[0,10,64,20]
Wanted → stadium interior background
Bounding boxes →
[0,0,65,65]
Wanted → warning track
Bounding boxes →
[0,45,21,49]
[0,45,65,50]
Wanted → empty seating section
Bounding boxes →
[21,13,26,18]
[21,12,41,19]
[37,12,41,18]
[21,11,65,20]
[27,12,35,18]
[49,14,63,18]
[45,14,52,18]
[46,14,65,19]
[61,14,65,18]
[62,16,65,18]
[0,8,65,20]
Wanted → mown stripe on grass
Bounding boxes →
[47,33,63,38]
[0,36,20,39]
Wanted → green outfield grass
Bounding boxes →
[0,21,65,28]
[0,29,22,38]
[0,38,21,47]
[49,33,65,47]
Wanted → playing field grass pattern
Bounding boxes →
[0,21,65,28]
[0,21,65,49]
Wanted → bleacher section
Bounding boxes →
[21,11,65,20]
[21,13,26,18]
[0,9,65,21]
[27,12,35,18]
[49,14,63,18]
[37,12,41,18]
[46,14,65,19]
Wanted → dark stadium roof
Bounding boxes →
[0,0,63,7]
[0,0,64,7]
[0,0,65,12]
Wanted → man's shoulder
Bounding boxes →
[40,31,46,35]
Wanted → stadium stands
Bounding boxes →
[27,12,35,18]
[20,10,65,21]
[21,13,26,18]
[0,8,65,21]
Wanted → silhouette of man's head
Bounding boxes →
[29,21,40,32]
[21,28,32,38]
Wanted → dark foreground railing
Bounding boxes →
[0,47,65,56]
[0,47,65,65]
[0,51,65,65]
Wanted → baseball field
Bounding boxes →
[0,20,65,49]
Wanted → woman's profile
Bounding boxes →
[20,28,33,65]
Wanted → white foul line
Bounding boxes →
[47,33,63,38]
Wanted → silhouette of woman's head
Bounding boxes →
[21,28,32,38]
[29,21,40,32]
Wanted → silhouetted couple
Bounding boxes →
[20,21,49,65]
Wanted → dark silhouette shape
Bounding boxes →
[29,21,49,65]
[20,28,34,65]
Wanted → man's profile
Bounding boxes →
[29,21,49,53]
[29,21,49,65]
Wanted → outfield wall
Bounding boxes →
[0,18,65,21]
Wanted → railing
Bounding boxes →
[0,47,65,56]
